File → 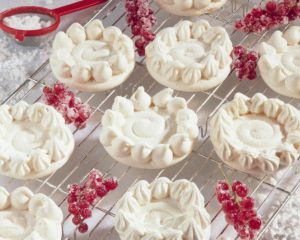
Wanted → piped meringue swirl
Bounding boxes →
[0,187,63,240]
[146,20,232,92]
[210,92,300,174]
[115,177,211,240]
[50,20,135,92]
[258,26,300,98]
[0,101,74,180]
[99,87,198,169]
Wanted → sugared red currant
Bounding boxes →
[78,222,89,233]
[68,203,79,215]
[241,196,255,210]
[249,217,262,230]
[72,215,81,225]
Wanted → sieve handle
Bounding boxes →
[53,0,107,16]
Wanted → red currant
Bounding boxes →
[68,203,79,215]
[235,184,248,198]
[249,217,262,230]
[78,222,88,233]
[96,184,108,198]
[72,215,81,225]
[80,208,92,219]
[241,196,255,210]
[217,191,231,203]
[104,177,118,190]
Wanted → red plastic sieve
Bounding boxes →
[0,0,106,42]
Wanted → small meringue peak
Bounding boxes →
[213,46,231,69]
[0,187,10,210]
[99,127,118,146]
[130,87,152,111]
[103,26,122,42]
[201,54,218,79]
[176,108,198,125]
[152,88,174,108]
[268,31,288,53]
[191,20,211,39]
[111,137,133,157]
[109,53,128,74]
[283,26,300,45]
[52,31,74,51]
[10,187,33,210]
[158,27,178,47]
[175,20,192,41]
[151,144,173,168]
[10,101,29,121]
[151,177,171,199]
[66,23,86,44]
[169,133,193,156]
[92,62,113,82]
[167,97,187,114]
[182,64,202,84]
[131,144,152,163]
[112,96,134,116]
[71,63,92,83]
[86,19,104,40]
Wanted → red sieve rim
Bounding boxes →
[0,6,60,41]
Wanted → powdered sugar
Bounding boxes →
[4,15,52,30]
[0,35,50,101]
[262,187,300,239]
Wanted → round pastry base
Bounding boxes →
[103,146,192,169]
[155,0,227,16]
[260,70,300,99]
[146,61,230,92]
[53,62,135,92]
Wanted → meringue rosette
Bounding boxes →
[0,101,74,179]
[210,93,300,174]
[0,186,63,240]
[146,20,233,92]
[258,26,300,98]
[154,0,227,16]
[115,177,211,240]
[50,20,135,92]
[99,87,198,168]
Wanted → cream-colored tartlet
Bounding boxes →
[258,26,300,98]
[0,101,74,179]
[99,87,199,169]
[154,0,227,16]
[146,20,232,92]
[115,177,211,240]
[50,20,135,92]
[210,93,300,174]
[0,186,63,240]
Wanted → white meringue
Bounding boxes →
[99,88,198,169]
[50,20,135,92]
[115,177,211,240]
[0,101,74,180]
[86,19,104,40]
[210,92,300,175]
[0,187,62,240]
[146,20,232,92]
[258,26,300,98]
[66,22,86,44]
[155,0,226,16]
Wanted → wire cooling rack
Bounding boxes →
[1,0,300,239]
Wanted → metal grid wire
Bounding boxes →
[1,0,300,239]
